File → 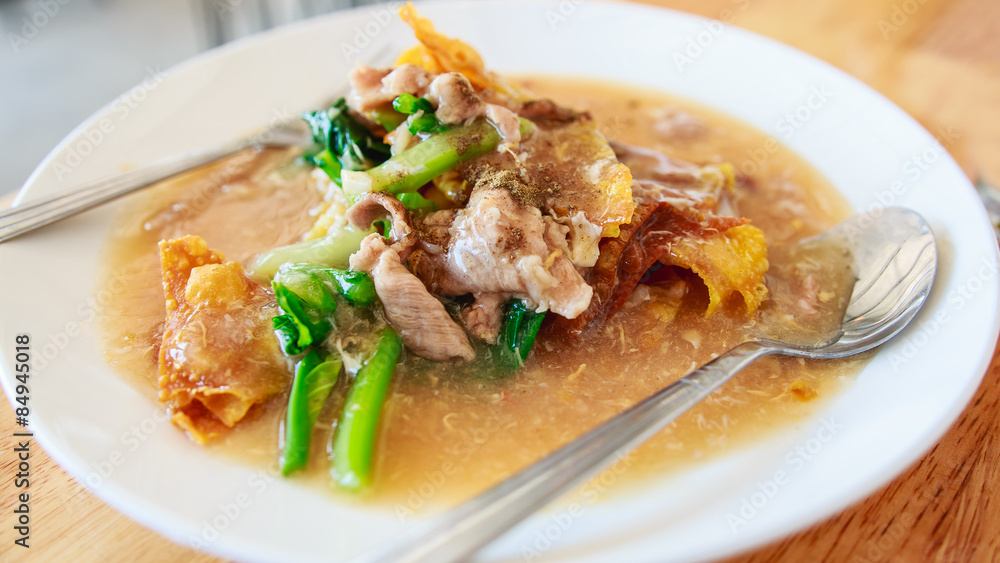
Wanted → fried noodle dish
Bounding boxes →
[107,4,858,497]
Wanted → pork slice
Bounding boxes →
[427,73,521,150]
[427,72,484,124]
[347,63,433,112]
[461,293,506,344]
[485,103,521,151]
[416,209,458,254]
[409,168,593,320]
[346,191,416,258]
[516,99,588,125]
[350,234,474,362]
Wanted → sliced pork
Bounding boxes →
[347,193,474,361]
[426,73,521,150]
[409,167,594,331]
[346,191,416,256]
[350,234,474,362]
[347,63,433,112]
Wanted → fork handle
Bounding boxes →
[0,139,247,244]
[355,341,777,563]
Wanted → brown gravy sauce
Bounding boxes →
[98,78,867,512]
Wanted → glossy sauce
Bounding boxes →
[99,78,867,512]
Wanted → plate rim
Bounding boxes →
[4,1,999,562]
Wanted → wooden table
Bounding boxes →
[2,0,998,560]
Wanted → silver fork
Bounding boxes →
[0,121,312,244]
[0,44,403,244]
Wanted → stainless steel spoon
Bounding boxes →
[355,206,937,563]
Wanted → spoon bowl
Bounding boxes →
[357,206,938,563]
[764,206,937,358]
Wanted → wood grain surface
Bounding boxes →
[1,0,998,561]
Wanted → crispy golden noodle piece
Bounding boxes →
[396,2,529,100]
[548,202,768,341]
[665,223,769,316]
[157,235,289,444]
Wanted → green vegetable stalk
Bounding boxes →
[281,350,343,475]
[342,118,533,199]
[331,328,403,491]
[272,266,379,475]
[371,107,407,131]
[397,192,438,216]
[247,225,375,284]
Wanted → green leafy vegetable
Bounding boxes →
[373,218,393,239]
[493,299,546,375]
[391,94,447,135]
[304,149,342,183]
[271,266,380,478]
[407,113,447,135]
[272,314,305,356]
[273,283,333,351]
[331,328,403,491]
[321,268,378,307]
[302,98,390,185]
[392,93,435,115]
[281,350,343,476]
[280,265,377,308]
[277,268,338,316]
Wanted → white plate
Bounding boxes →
[1,2,997,562]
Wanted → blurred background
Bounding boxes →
[0,0,996,197]
[0,0,384,196]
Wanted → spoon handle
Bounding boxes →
[0,140,250,244]
[357,341,777,563]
